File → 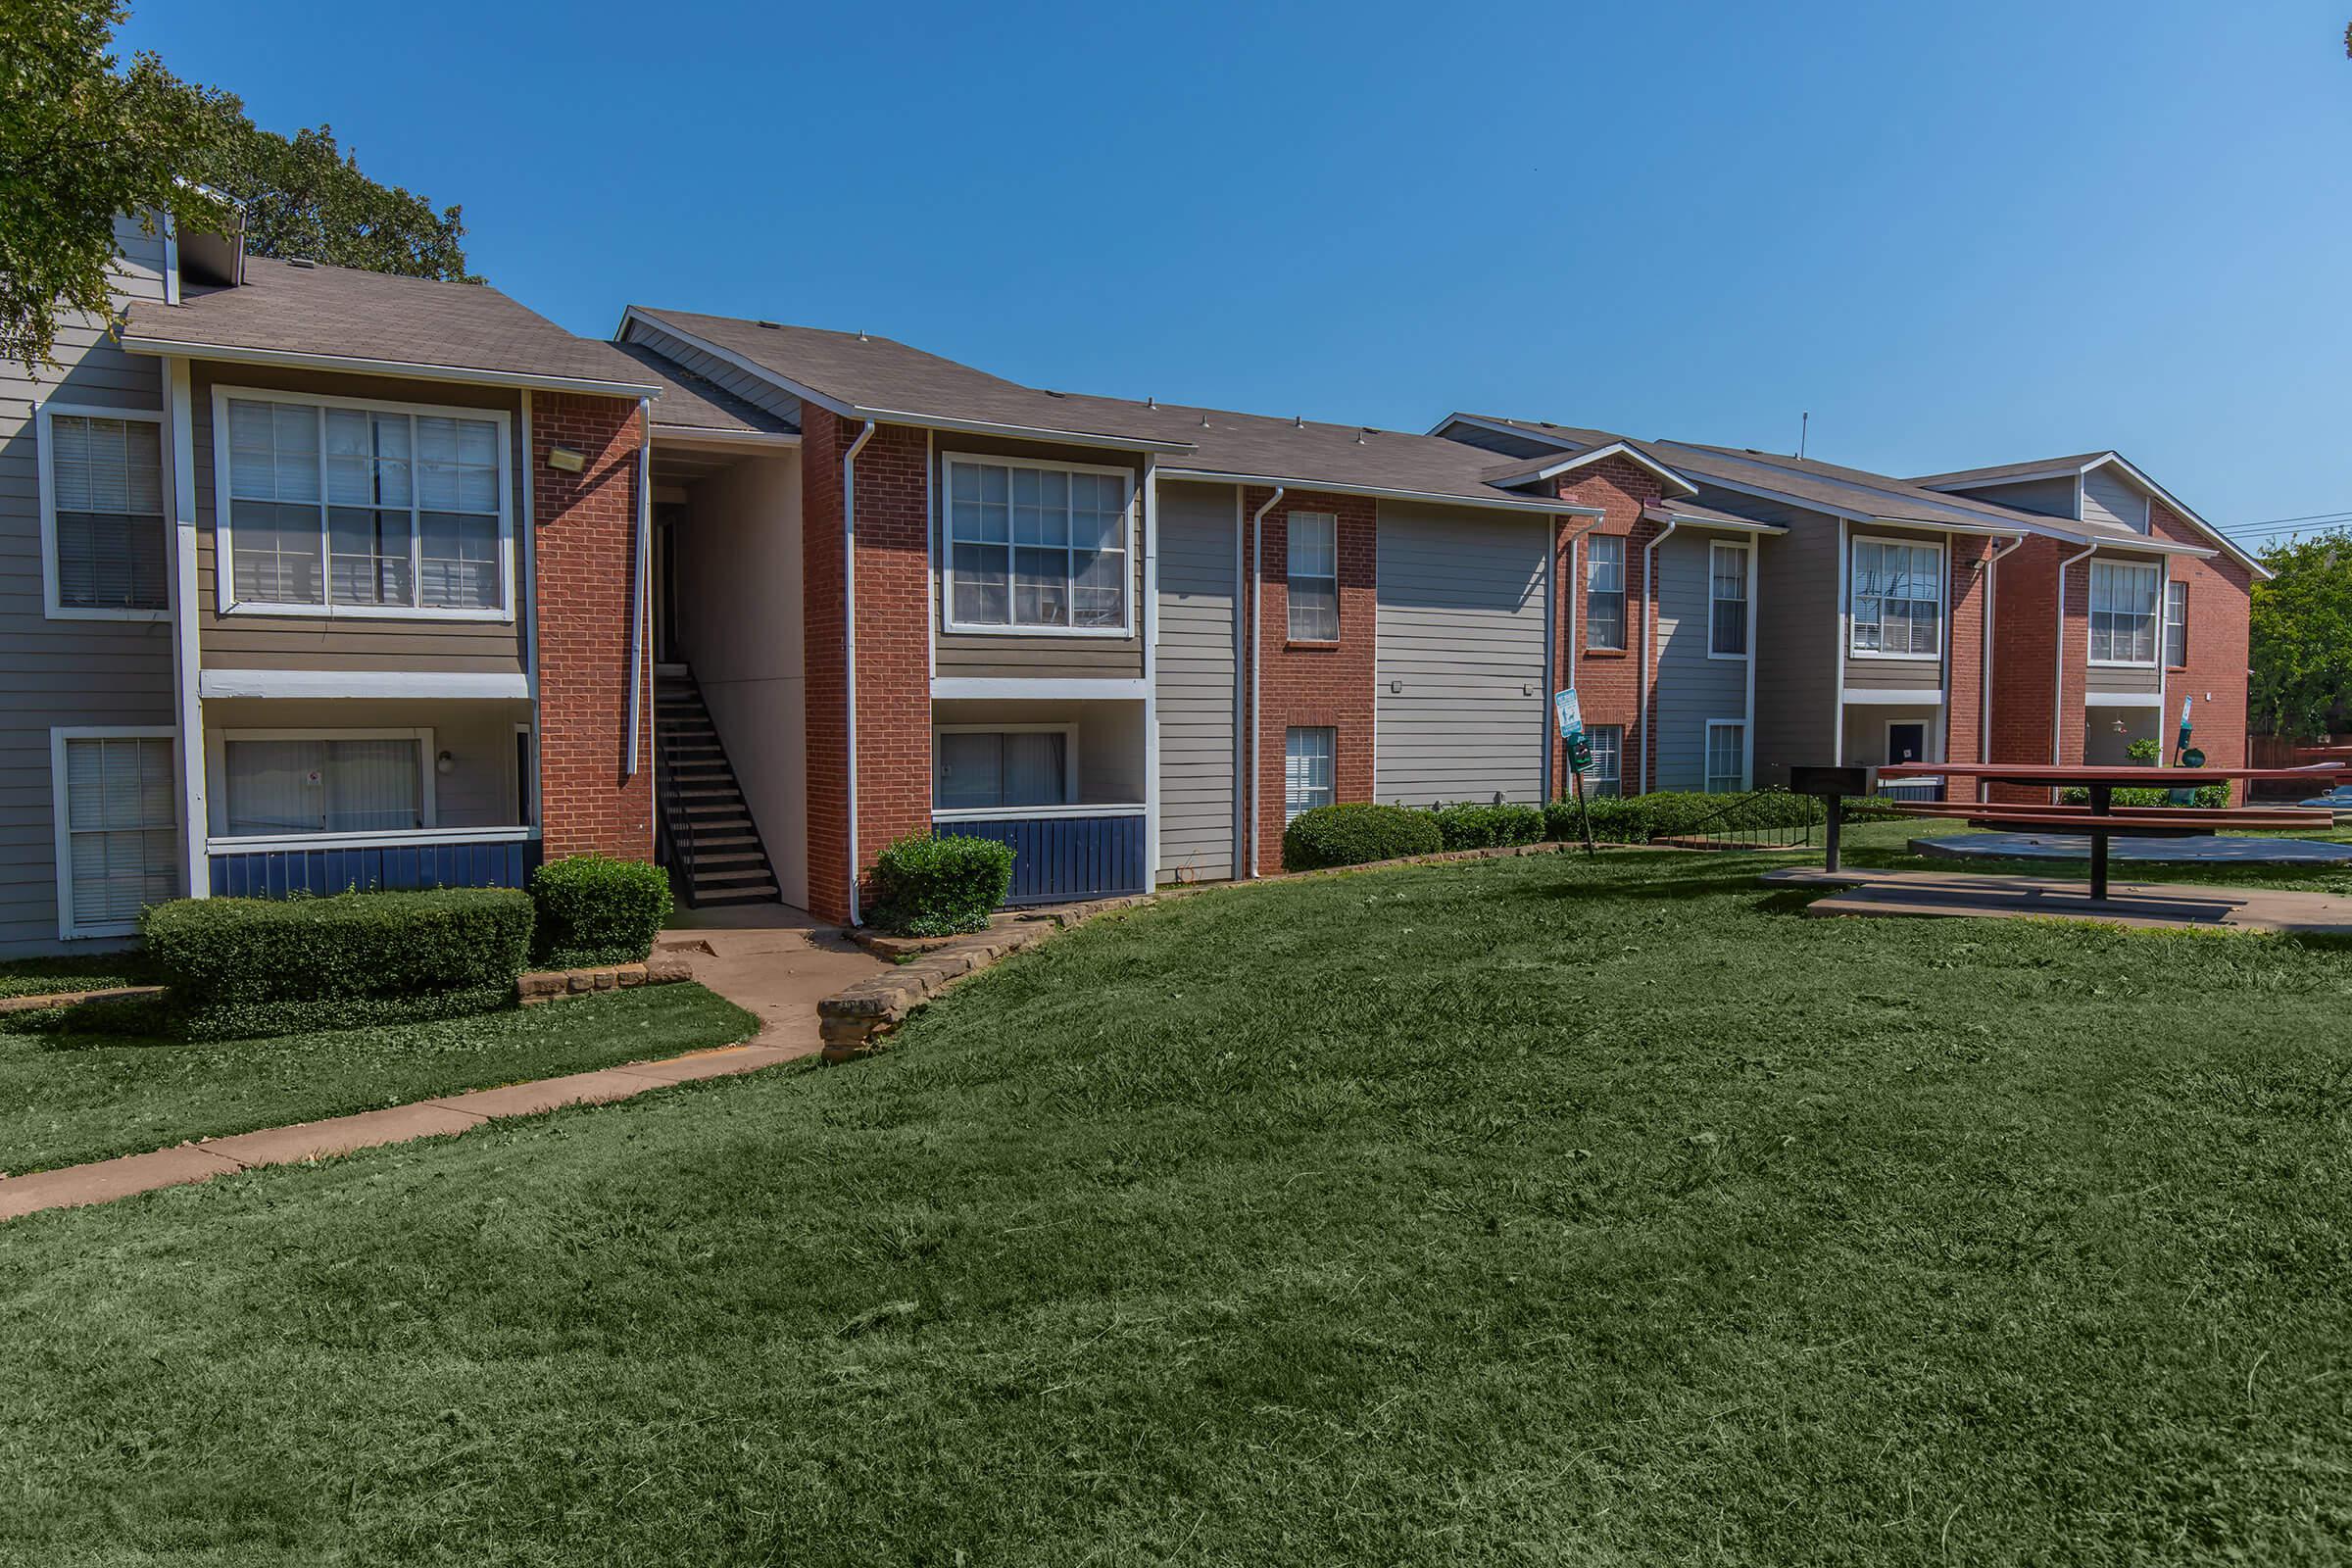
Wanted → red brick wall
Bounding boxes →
[533,393,653,860]
[1986,536,2067,790]
[1554,460,1664,791]
[801,409,933,924]
[1249,487,1376,872]
[2154,500,2252,787]
[1942,535,1994,767]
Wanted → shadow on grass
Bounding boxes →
[1521,864,1779,904]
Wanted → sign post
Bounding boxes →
[1554,690,1597,858]
[2169,695,2198,807]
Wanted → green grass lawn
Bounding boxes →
[4,850,2351,1564]
[0,983,758,1174]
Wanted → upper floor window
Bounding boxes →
[2164,579,2188,667]
[945,457,1131,633]
[2089,560,2160,665]
[1708,542,1748,657]
[218,390,511,619]
[1287,512,1339,641]
[1586,535,1627,652]
[39,407,168,617]
[1850,538,1940,658]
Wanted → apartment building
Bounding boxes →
[0,225,2264,954]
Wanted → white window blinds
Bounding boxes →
[222,738,424,836]
[63,736,178,929]
[49,414,168,611]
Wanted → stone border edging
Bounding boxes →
[517,956,693,1004]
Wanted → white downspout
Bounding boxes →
[1639,515,1679,794]
[1247,485,1286,878]
[841,418,876,924]
[626,398,650,778]
[2051,541,2096,768]
[1142,457,1160,883]
[1979,533,2026,790]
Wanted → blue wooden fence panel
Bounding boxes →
[209,838,542,898]
[934,813,1148,906]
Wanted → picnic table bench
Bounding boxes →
[1793,761,2352,902]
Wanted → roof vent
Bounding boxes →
[1294,415,1304,429]
[1356,428,1369,444]
[1199,414,1210,428]
[1146,396,1155,410]
[1044,389,1065,399]
[757,319,781,329]
[285,257,317,270]
[857,328,868,342]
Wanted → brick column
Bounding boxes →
[1554,460,1664,791]
[2154,500,2252,799]
[802,408,931,923]
[1943,536,1994,768]
[533,394,653,860]
[1248,488,1376,873]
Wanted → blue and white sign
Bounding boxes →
[1554,689,1585,742]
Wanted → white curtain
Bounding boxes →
[224,738,421,835]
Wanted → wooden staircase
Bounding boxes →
[655,667,780,907]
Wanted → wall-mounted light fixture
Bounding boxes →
[546,446,586,474]
[436,750,457,776]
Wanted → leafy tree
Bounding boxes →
[2250,530,2352,741]
[185,120,474,283]
[0,0,236,370]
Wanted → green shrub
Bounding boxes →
[1431,802,1547,852]
[2125,738,2163,763]
[1282,804,1445,871]
[140,889,534,1040]
[1545,790,1824,844]
[870,833,1014,937]
[2058,783,2230,809]
[530,855,674,966]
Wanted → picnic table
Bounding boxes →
[1801,762,2352,902]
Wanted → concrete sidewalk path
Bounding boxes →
[0,918,892,1224]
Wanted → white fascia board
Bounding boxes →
[652,426,802,451]
[931,676,1151,701]
[618,309,1192,456]
[1158,468,1602,518]
[118,335,661,400]
[2082,690,2166,709]
[1426,412,1583,450]
[2081,453,2269,578]
[1512,442,1699,497]
[198,668,533,701]
[1841,688,1946,706]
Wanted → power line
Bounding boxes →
[2224,508,2352,536]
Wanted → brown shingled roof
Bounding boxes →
[123,258,659,397]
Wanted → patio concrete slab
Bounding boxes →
[0,1145,238,1220]
[1765,866,2352,935]
[1913,831,2352,866]
[199,1102,487,1168]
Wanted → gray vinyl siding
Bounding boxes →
[931,433,1146,680]
[619,318,804,426]
[1734,491,1838,787]
[1373,503,1546,806]
[1841,524,1948,696]
[2081,466,2149,534]
[1937,474,2078,519]
[189,365,527,674]
[2085,662,2161,696]
[1152,482,1239,881]
[0,217,176,955]
[1653,531,1749,791]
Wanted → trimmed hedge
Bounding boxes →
[1546,790,1824,844]
[870,833,1015,937]
[2059,783,2230,809]
[140,889,534,1041]
[1432,802,1546,852]
[530,855,674,966]
[1283,804,1445,871]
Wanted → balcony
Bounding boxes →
[208,827,541,898]
[933,807,1148,906]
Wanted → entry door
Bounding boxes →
[1886,721,1928,766]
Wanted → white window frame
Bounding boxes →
[2087,559,2162,668]
[211,384,516,623]
[1584,534,1628,653]
[1848,534,1946,662]
[1707,541,1749,660]
[2163,578,2189,669]
[939,450,1136,638]
[50,725,181,940]
[1583,722,1623,798]
[930,722,1081,817]
[206,727,439,842]
[1286,511,1340,643]
[1284,726,1336,821]
[36,402,172,623]
[1703,719,1749,794]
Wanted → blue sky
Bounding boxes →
[122,1,2352,539]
